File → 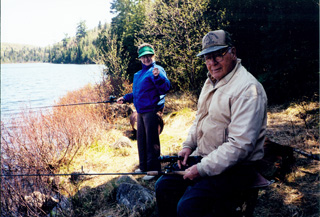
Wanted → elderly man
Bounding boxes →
[155,30,268,217]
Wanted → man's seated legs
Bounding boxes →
[155,175,190,217]
[156,164,259,217]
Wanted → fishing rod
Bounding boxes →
[0,156,200,178]
[0,171,186,177]
[32,95,117,109]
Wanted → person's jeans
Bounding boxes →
[155,164,258,217]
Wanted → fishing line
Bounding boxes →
[1,96,117,113]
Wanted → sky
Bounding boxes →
[1,0,114,47]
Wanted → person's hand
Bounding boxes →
[183,165,200,180]
[177,148,193,169]
[153,67,160,77]
[117,97,124,104]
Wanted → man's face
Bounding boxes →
[204,47,236,81]
[140,54,154,66]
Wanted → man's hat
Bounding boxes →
[197,30,232,57]
[138,46,155,58]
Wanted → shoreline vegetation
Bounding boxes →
[1,82,319,216]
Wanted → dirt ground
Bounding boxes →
[253,103,319,217]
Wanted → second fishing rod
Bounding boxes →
[34,95,117,109]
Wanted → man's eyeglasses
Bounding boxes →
[204,47,231,63]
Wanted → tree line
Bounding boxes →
[1,21,108,64]
[97,0,318,104]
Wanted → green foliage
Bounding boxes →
[1,43,48,63]
[96,29,130,97]
[49,24,101,64]
[97,30,129,78]
[76,20,88,42]
[110,0,150,81]
[62,34,70,48]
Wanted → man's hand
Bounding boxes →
[177,148,193,169]
[153,67,160,77]
[183,165,200,180]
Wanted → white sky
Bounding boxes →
[1,0,114,47]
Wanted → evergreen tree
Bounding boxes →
[62,34,70,48]
[76,20,88,43]
[110,0,149,80]
[98,21,102,30]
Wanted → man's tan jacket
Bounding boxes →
[183,59,268,177]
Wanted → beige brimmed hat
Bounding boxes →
[197,30,232,57]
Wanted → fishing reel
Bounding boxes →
[102,95,116,103]
[109,95,116,102]
[158,155,202,173]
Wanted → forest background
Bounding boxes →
[1,0,318,104]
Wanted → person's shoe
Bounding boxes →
[142,175,156,181]
[135,169,143,173]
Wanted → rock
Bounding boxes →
[116,181,155,212]
[112,136,133,149]
[57,195,72,211]
[116,175,139,185]
[48,195,73,217]
[24,191,59,215]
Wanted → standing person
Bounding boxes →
[117,43,170,181]
[155,30,268,216]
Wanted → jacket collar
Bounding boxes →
[142,61,155,70]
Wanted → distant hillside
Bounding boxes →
[1,43,46,63]
[1,43,41,50]
[1,21,108,64]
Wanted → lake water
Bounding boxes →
[1,63,104,125]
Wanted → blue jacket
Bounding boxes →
[123,62,170,113]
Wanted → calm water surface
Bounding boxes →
[1,63,104,124]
